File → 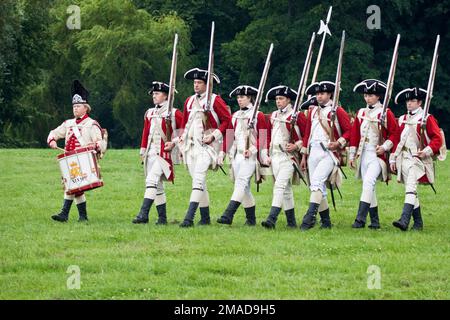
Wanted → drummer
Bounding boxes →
[47,80,107,222]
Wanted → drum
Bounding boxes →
[57,146,103,195]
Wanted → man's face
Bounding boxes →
[152,91,168,105]
[316,92,332,105]
[364,94,380,106]
[406,99,422,112]
[237,95,252,109]
[275,96,290,109]
[193,79,207,94]
[73,104,87,118]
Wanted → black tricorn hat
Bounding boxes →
[305,81,335,95]
[301,95,318,109]
[71,80,89,105]
[265,85,298,102]
[148,81,170,95]
[353,79,387,95]
[229,85,258,98]
[395,87,427,104]
[183,68,220,84]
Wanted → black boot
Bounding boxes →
[244,206,256,226]
[217,200,241,225]
[77,202,88,222]
[285,208,297,228]
[198,206,211,225]
[393,203,414,231]
[368,206,380,229]
[261,206,282,229]
[51,199,73,222]
[155,203,167,225]
[132,198,153,224]
[411,206,423,231]
[352,201,371,228]
[319,209,332,229]
[300,202,320,231]
[180,202,199,228]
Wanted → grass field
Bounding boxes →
[1,149,449,299]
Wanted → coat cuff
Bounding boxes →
[212,129,223,142]
[423,146,433,156]
[140,147,146,156]
[389,153,396,164]
[349,146,356,160]
[300,146,308,155]
[47,137,55,146]
[172,136,180,145]
[295,140,303,150]
[337,137,347,148]
[381,140,393,152]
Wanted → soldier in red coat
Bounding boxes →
[299,81,351,230]
[216,85,270,226]
[260,85,307,229]
[133,81,183,224]
[390,87,443,231]
[47,80,106,222]
[348,79,399,229]
[166,68,231,227]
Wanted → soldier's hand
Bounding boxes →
[164,141,175,151]
[264,156,271,166]
[49,141,57,149]
[376,145,385,156]
[217,151,225,166]
[244,150,251,158]
[328,141,340,151]
[300,156,307,171]
[417,150,427,159]
[285,143,298,153]
[203,134,215,145]
[390,162,397,173]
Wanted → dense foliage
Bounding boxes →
[1,0,449,147]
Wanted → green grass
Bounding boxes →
[0,149,449,299]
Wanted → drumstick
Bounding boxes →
[56,146,65,152]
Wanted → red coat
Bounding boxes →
[140,107,183,181]
[181,94,231,137]
[392,113,442,184]
[229,110,270,161]
[267,109,307,144]
[349,107,398,162]
[302,106,351,152]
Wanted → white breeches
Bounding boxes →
[359,146,381,207]
[230,154,256,208]
[271,153,295,210]
[186,147,213,205]
[308,143,335,198]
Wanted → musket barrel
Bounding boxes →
[422,34,440,124]
[381,34,400,126]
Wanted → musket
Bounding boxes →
[288,32,316,188]
[247,43,274,191]
[379,34,400,185]
[290,32,316,141]
[380,34,400,135]
[420,35,440,194]
[166,33,178,142]
[326,31,347,206]
[420,35,440,149]
[204,21,215,130]
[310,6,333,87]
[330,30,345,143]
